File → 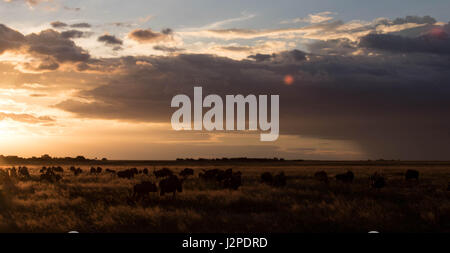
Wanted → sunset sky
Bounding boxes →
[0,0,449,160]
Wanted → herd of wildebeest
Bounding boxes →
[1,164,448,203]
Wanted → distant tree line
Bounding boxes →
[0,154,107,164]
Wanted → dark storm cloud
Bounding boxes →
[0,24,90,71]
[0,24,26,53]
[98,34,123,45]
[26,29,90,63]
[360,32,450,54]
[392,15,436,25]
[50,21,68,29]
[56,38,450,159]
[128,28,173,43]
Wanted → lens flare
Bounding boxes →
[284,75,294,85]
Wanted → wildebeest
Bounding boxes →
[142,168,149,175]
[117,169,138,179]
[159,175,183,198]
[199,169,221,181]
[69,166,82,176]
[132,181,158,200]
[179,168,194,178]
[261,172,274,185]
[90,167,97,174]
[314,171,329,184]
[40,169,62,183]
[272,172,287,187]
[336,171,354,183]
[53,166,64,173]
[261,172,286,187]
[18,166,30,178]
[154,168,173,178]
[223,172,242,190]
[370,173,386,189]
[105,168,116,174]
[405,169,419,181]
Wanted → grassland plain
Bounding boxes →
[0,161,449,233]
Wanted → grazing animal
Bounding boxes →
[53,166,64,173]
[96,167,102,174]
[106,168,116,174]
[179,168,194,178]
[133,181,158,200]
[142,168,149,175]
[90,167,97,174]
[223,172,242,190]
[154,168,173,178]
[18,166,30,178]
[69,166,82,176]
[336,171,354,183]
[40,169,62,183]
[117,169,137,179]
[273,172,287,187]
[314,171,329,184]
[199,169,221,181]
[370,173,386,189]
[159,175,183,198]
[405,169,419,181]
[261,172,274,185]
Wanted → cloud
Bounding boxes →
[55,37,450,159]
[70,22,91,28]
[128,28,173,43]
[61,30,91,39]
[281,11,335,24]
[50,21,68,29]
[0,24,91,72]
[4,0,50,8]
[0,112,54,124]
[0,24,26,53]
[153,45,184,53]
[98,34,123,46]
[184,15,438,42]
[360,31,450,54]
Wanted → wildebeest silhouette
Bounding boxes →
[336,171,354,183]
[199,169,221,181]
[53,166,64,173]
[117,169,137,179]
[105,168,116,174]
[90,167,96,174]
[40,169,62,183]
[272,172,287,187]
[405,169,419,181]
[154,168,173,178]
[179,168,194,178]
[96,167,102,174]
[314,171,329,184]
[69,166,83,176]
[223,172,242,190]
[370,173,386,189]
[159,175,183,198]
[261,172,273,185]
[133,181,158,200]
[18,166,30,178]
[142,168,149,175]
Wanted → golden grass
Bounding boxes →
[0,164,449,232]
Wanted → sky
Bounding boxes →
[0,0,449,160]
